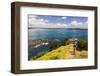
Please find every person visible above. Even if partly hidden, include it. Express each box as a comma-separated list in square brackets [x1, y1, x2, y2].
[73, 38, 77, 55]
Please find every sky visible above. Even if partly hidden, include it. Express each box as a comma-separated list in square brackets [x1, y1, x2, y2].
[28, 15, 88, 29]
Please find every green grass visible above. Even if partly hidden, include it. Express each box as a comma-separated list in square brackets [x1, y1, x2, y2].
[34, 44, 88, 60]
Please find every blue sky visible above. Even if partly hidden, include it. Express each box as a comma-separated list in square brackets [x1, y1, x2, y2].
[28, 15, 88, 29]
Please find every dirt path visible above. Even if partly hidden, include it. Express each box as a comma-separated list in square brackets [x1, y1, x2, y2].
[65, 44, 76, 59]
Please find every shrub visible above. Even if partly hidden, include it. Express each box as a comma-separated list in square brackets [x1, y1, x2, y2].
[77, 39, 88, 51]
[49, 41, 62, 51]
[60, 38, 73, 46]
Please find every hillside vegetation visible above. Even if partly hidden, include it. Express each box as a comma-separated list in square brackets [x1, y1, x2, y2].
[31, 38, 88, 60]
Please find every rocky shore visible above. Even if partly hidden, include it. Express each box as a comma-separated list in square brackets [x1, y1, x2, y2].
[28, 39, 48, 48]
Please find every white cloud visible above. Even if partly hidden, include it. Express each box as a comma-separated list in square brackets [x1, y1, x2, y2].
[71, 20, 83, 25]
[28, 15, 68, 28]
[28, 15, 87, 29]
[70, 20, 88, 29]
[29, 15, 49, 28]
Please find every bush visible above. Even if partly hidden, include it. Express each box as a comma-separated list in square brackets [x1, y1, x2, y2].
[49, 38, 74, 50]
[61, 38, 73, 45]
[61, 38, 69, 45]
[49, 41, 62, 51]
[77, 39, 88, 51]
[49, 38, 88, 52]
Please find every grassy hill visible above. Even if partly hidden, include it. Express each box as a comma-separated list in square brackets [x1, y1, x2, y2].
[31, 43, 88, 60]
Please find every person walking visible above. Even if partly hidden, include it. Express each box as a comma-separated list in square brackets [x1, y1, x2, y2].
[73, 38, 78, 55]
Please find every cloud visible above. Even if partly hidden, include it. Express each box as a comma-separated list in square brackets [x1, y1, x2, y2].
[28, 15, 87, 29]
[29, 15, 68, 28]
[29, 15, 49, 28]
[70, 20, 88, 29]
[71, 21, 83, 25]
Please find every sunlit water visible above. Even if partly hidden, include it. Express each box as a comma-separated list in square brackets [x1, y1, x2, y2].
[28, 28, 88, 60]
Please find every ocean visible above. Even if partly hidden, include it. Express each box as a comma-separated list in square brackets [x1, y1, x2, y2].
[28, 28, 88, 60]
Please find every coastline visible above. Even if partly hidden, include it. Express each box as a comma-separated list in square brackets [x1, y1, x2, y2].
[29, 38, 88, 60]
[28, 39, 48, 48]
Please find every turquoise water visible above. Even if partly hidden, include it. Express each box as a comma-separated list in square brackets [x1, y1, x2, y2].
[28, 28, 88, 60]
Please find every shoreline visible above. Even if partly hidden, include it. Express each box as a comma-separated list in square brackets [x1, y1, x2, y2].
[28, 39, 48, 47]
